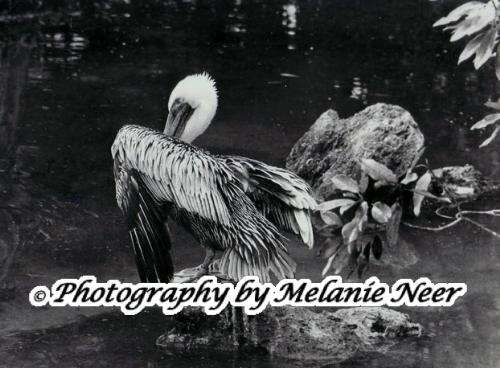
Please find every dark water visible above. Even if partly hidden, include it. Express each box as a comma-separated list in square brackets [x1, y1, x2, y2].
[1, 0, 500, 367]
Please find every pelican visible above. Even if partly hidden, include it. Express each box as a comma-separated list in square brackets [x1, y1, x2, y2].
[111, 73, 316, 283]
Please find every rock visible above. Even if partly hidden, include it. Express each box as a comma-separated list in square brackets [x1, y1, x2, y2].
[432, 165, 500, 201]
[156, 305, 421, 363]
[286, 104, 425, 200]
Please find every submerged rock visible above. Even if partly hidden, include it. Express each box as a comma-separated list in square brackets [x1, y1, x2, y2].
[156, 304, 421, 363]
[286, 103, 425, 200]
[432, 164, 500, 200]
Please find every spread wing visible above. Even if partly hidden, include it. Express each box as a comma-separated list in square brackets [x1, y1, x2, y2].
[114, 162, 174, 283]
[112, 125, 235, 226]
[224, 156, 317, 248]
[112, 126, 242, 282]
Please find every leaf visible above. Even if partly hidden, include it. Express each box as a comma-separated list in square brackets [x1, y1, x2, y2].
[485, 100, 500, 110]
[413, 172, 432, 216]
[371, 235, 383, 260]
[341, 202, 368, 244]
[412, 189, 452, 203]
[357, 241, 371, 278]
[409, 147, 425, 172]
[318, 236, 342, 259]
[479, 125, 500, 148]
[386, 203, 402, 248]
[357, 255, 369, 278]
[473, 27, 497, 69]
[333, 247, 351, 275]
[331, 175, 360, 193]
[359, 173, 370, 193]
[320, 211, 343, 227]
[400, 171, 419, 185]
[321, 244, 350, 277]
[360, 158, 397, 183]
[317, 198, 356, 212]
[458, 32, 485, 64]
[346, 244, 361, 274]
[357, 201, 368, 228]
[470, 113, 500, 130]
[341, 219, 359, 245]
[339, 200, 358, 215]
[371, 202, 393, 224]
[450, 10, 495, 43]
[433, 1, 484, 27]
[322, 254, 336, 277]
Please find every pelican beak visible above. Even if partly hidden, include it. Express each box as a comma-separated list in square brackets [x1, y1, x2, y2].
[165, 99, 194, 138]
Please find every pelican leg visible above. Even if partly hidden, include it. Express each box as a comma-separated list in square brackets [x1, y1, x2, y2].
[201, 247, 216, 270]
[173, 247, 218, 282]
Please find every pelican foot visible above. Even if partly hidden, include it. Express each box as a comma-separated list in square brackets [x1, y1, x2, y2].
[172, 260, 224, 283]
[172, 265, 208, 283]
[208, 259, 219, 273]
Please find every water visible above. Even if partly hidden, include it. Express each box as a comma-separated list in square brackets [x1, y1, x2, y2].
[1, 0, 499, 367]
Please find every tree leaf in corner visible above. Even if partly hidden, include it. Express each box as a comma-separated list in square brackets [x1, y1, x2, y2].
[473, 27, 496, 69]
[458, 32, 485, 64]
[485, 100, 500, 111]
[433, 1, 484, 27]
[479, 125, 500, 148]
[470, 113, 500, 130]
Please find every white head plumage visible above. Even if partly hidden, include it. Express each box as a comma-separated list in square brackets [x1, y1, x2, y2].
[167, 73, 218, 143]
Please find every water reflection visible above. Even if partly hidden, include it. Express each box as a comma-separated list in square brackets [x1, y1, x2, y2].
[282, 2, 297, 50]
[349, 76, 368, 104]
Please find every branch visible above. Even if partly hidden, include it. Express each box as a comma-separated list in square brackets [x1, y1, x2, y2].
[403, 208, 500, 239]
[402, 217, 462, 232]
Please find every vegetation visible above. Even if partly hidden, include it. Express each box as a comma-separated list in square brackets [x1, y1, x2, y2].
[434, 0, 500, 147]
[316, 154, 500, 278]
[316, 154, 450, 277]
[314, 0, 500, 279]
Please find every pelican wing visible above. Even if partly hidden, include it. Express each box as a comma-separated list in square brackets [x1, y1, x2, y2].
[112, 125, 234, 227]
[114, 162, 174, 283]
[224, 156, 317, 248]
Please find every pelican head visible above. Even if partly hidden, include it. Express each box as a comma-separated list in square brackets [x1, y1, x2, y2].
[165, 72, 218, 143]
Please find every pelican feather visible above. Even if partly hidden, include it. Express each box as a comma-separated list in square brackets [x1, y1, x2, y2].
[112, 74, 316, 283]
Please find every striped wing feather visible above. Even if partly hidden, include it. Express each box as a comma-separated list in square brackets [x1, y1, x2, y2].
[112, 125, 312, 282]
[113, 163, 173, 282]
[113, 125, 234, 226]
[224, 156, 316, 248]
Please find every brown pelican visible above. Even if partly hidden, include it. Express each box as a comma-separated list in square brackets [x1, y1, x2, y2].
[111, 73, 315, 283]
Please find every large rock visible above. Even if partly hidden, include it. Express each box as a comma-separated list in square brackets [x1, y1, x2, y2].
[156, 305, 421, 363]
[286, 104, 425, 199]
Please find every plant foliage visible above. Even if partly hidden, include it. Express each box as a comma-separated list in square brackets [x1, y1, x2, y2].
[316, 158, 450, 278]
[434, 0, 500, 147]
